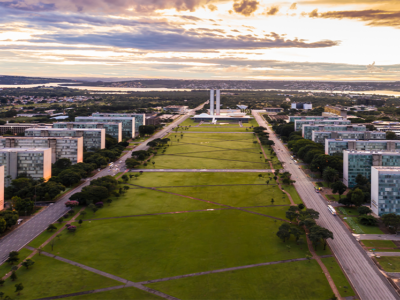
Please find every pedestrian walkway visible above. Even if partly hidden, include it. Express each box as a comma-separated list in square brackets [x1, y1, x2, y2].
[354, 234, 400, 241]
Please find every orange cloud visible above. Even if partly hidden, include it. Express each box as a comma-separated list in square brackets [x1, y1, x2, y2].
[233, 0, 259, 16]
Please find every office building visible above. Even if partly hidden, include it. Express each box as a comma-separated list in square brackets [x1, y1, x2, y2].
[324, 105, 348, 117]
[25, 128, 105, 150]
[162, 106, 188, 114]
[304, 124, 366, 140]
[325, 139, 400, 155]
[371, 166, 400, 216]
[264, 108, 284, 113]
[0, 148, 52, 184]
[53, 122, 122, 142]
[0, 165, 4, 210]
[296, 119, 352, 133]
[288, 115, 343, 123]
[92, 113, 145, 132]
[75, 116, 135, 138]
[312, 130, 385, 144]
[0, 123, 51, 135]
[291, 102, 312, 110]
[343, 150, 400, 188]
[0, 137, 83, 164]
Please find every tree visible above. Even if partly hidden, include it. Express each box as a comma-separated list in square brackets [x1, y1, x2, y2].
[276, 223, 291, 242]
[6, 251, 19, 265]
[13, 196, 34, 216]
[355, 174, 369, 186]
[21, 258, 35, 269]
[299, 218, 316, 229]
[53, 158, 72, 169]
[358, 206, 372, 215]
[58, 170, 81, 187]
[0, 218, 6, 234]
[298, 203, 305, 210]
[271, 198, 275, 205]
[351, 188, 365, 207]
[121, 174, 129, 182]
[290, 227, 303, 244]
[300, 208, 319, 220]
[286, 210, 299, 222]
[46, 224, 57, 232]
[381, 213, 400, 232]
[386, 131, 397, 140]
[78, 219, 83, 226]
[322, 167, 339, 187]
[331, 181, 347, 199]
[15, 283, 23, 295]
[65, 200, 79, 208]
[10, 271, 17, 281]
[358, 215, 378, 226]
[0, 280, 4, 287]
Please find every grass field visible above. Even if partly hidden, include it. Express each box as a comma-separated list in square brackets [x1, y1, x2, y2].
[344, 217, 383, 234]
[377, 257, 400, 272]
[64, 287, 161, 300]
[321, 257, 356, 297]
[362, 240, 397, 248]
[0, 254, 120, 300]
[145, 133, 269, 169]
[0, 248, 32, 278]
[327, 195, 341, 201]
[282, 185, 303, 204]
[338, 207, 360, 216]
[146, 260, 333, 300]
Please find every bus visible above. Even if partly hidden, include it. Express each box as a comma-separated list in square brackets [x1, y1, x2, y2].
[327, 205, 337, 216]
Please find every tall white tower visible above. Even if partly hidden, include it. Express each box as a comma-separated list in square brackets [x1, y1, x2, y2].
[216, 90, 221, 115]
[210, 89, 215, 115]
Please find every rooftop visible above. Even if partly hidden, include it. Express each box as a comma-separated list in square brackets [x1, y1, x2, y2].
[344, 150, 400, 155]
[372, 166, 400, 172]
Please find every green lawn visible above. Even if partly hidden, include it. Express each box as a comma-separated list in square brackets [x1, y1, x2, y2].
[282, 185, 303, 204]
[42, 210, 310, 282]
[0, 249, 32, 278]
[262, 145, 282, 169]
[327, 195, 341, 201]
[338, 207, 360, 216]
[0, 254, 120, 300]
[146, 260, 333, 300]
[187, 126, 251, 132]
[29, 229, 57, 249]
[377, 257, 400, 272]
[344, 217, 383, 234]
[64, 287, 161, 300]
[144, 133, 269, 169]
[316, 181, 330, 188]
[246, 206, 291, 220]
[362, 240, 397, 248]
[321, 257, 356, 297]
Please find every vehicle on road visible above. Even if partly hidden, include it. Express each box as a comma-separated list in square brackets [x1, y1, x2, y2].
[328, 205, 337, 216]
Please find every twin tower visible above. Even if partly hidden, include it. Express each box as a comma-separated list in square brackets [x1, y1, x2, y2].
[210, 89, 221, 115]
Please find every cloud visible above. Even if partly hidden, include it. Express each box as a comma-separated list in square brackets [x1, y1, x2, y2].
[0, 0, 217, 13]
[289, 3, 297, 10]
[233, 0, 259, 16]
[308, 8, 319, 17]
[315, 9, 400, 28]
[365, 61, 386, 73]
[208, 3, 217, 11]
[265, 6, 279, 15]
[29, 30, 340, 51]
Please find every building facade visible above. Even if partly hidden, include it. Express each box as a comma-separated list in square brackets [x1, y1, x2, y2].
[296, 119, 352, 134]
[53, 122, 122, 142]
[75, 116, 135, 138]
[312, 130, 386, 144]
[325, 139, 400, 155]
[324, 105, 348, 117]
[0, 123, 51, 135]
[291, 102, 312, 110]
[0, 137, 83, 164]
[25, 128, 105, 150]
[288, 115, 343, 123]
[92, 113, 145, 132]
[0, 148, 52, 184]
[0, 165, 4, 210]
[343, 150, 400, 188]
[371, 167, 400, 216]
[303, 124, 366, 140]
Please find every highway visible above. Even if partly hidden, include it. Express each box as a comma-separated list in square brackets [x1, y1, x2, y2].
[0, 104, 205, 264]
[253, 111, 399, 300]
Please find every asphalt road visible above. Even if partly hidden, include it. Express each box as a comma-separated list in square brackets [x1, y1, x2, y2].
[253, 111, 399, 300]
[0, 104, 204, 264]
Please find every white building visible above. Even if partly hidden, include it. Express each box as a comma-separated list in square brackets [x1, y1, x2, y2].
[371, 166, 400, 216]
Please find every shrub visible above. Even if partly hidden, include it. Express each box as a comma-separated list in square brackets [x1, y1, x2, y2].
[95, 202, 104, 208]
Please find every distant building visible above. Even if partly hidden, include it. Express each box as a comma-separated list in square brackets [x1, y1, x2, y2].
[25, 128, 105, 150]
[325, 139, 400, 155]
[371, 166, 400, 216]
[289, 115, 343, 124]
[0, 123, 51, 135]
[295, 119, 351, 133]
[0, 165, 4, 210]
[75, 116, 135, 138]
[264, 108, 283, 113]
[291, 102, 312, 110]
[237, 105, 248, 110]
[343, 150, 400, 187]
[53, 122, 122, 142]
[0, 148, 52, 185]
[324, 105, 348, 117]
[91, 113, 145, 133]
[313, 130, 385, 144]
[145, 115, 161, 126]
[0, 136, 83, 164]
[303, 124, 366, 141]
[356, 98, 385, 107]
[162, 106, 188, 114]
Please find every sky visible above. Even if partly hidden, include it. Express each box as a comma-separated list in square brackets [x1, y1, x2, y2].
[0, 0, 399, 81]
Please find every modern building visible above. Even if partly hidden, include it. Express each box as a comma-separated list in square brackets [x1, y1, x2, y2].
[0, 148, 52, 185]
[325, 139, 400, 155]
[291, 102, 312, 110]
[75, 116, 135, 138]
[288, 115, 343, 123]
[371, 166, 400, 216]
[0, 165, 4, 210]
[343, 150, 400, 188]
[145, 115, 161, 126]
[53, 122, 122, 142]
[162, 106, 188, 114]
[0, 137, 83, 164]
[296, 119, 352, 133]
[313, 130, 385, 144]
[303, 124, 366, 140]
[0, 123, 51, 135]
[264, 108, 283, 113]
[92, 113, 145, 132]
[324, 105, 348, 117]
[25, 128, 105, 150]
